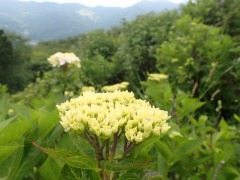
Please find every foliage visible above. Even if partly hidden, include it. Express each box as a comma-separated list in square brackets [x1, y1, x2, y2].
[0, 91, 63, 179]
[116, 11, 179, 86]
[76, 30, 122, 86]
[0, 30, 14, 91]
[155, 15, 239, 118]
[181, 0, 240, 37]
[141, 75, 240, 179]
[0, 30, 33, 93]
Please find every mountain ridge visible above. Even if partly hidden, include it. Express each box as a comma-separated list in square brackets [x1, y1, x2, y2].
[0, 0, 179, 42]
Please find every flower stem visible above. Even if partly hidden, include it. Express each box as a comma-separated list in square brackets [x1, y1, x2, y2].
[84, 130, 105, 179]
[106, 139, 110, 160]
[124, 136, 128, 152]
[84, 130, 98, 149]
[110, 131, 119, 162]
[122, 142, 135, 160]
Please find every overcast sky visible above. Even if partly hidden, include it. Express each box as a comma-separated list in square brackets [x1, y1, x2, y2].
[19, 0, 188, 8]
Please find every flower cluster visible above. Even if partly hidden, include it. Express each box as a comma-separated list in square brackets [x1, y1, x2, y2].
[81, 86, 95, 92]
[57, 91, 170, 143]
[101, 82, 129, 92]
[148, 73, 168, 81]
[47, 52, 81, 68]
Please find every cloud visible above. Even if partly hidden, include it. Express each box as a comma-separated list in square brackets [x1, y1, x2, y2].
[19, 0, 188, 7]
[77, 9, 99, 22]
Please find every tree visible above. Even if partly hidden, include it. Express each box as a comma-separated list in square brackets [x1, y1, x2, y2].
[116, 11, 179, 86]
[0, 30, 33, 93]
[0, 30, 14, 88]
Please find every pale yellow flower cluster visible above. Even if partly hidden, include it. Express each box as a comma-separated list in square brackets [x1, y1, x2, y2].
[57, 91, 170, 143]
[124, 101, 170, 143]
[101, 82, 129, 92]
[148, 73, 169, 81]
[81, 86, 95, 92]
[64, 91, 74, 97]
[47, 52, 81, 68]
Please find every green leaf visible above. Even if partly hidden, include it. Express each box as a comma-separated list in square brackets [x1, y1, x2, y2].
[102, 158, 151, 172]
[118, 173, 139, 180]
[154, 141, 172, 163]
[0, 120, 32, 145]
[172, 139, 203, 163]
[178, 98, 205, 119]
[0, 145, 23, 163]
[14, 146, 45, 179]
[223, 166, 240, 177]
[0, 115, 18, 131]
[61, 165, 99, 180]
[61, 165, 82, 180]
[0, 96, 8, 121]
[65, 156, 98, 170]
[37, 110, 59, 138]
[234, 114, 240, 123]
[11, 103, 38, 121]
[144, 175, 165, 180]
[130, 138, 160, 158]
[69, 134, 95, 158]
[155, 151, 169, 176]
[0, 143, 24, 179]
[32, 141, 98, 171]
[38, 157, 63, 180]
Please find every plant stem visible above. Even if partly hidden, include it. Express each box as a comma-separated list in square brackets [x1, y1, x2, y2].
[110, 131, 119, 162]
[93, 134, 104, 162]
[122, 142, 135, 160]
[124, 136, 128, 152]
[84, 130, 105, 179]
[84, 130, 98, 149]
[106, 139, 110, 160]
[213, 160, 225, 180]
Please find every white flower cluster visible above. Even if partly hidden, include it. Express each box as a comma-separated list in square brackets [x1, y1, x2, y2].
[148, 73, 168, 81]
[47, 52, 81, 68]
[101, 82, 129, 92]
[57, 91, 170, 143]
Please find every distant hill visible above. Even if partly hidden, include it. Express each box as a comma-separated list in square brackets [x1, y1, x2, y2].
[0, 0, 179, 42]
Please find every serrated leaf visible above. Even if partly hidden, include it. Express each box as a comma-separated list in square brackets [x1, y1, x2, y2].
[32, 141, 98, 171]
[103, 159, 151, 172]
[69, 134, 95, 158]
[61, 165, 99, 180]
[61, 165, 82, 180]
[118, 173, 139, 180]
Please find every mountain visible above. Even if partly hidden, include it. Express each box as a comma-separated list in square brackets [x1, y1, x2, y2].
[0, 0, 179, 42]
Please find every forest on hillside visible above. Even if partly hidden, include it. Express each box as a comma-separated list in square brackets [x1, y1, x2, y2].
[0, 0, 240, 179]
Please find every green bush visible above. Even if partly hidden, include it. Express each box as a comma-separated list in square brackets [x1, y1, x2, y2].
[155, 15, 239, 117]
